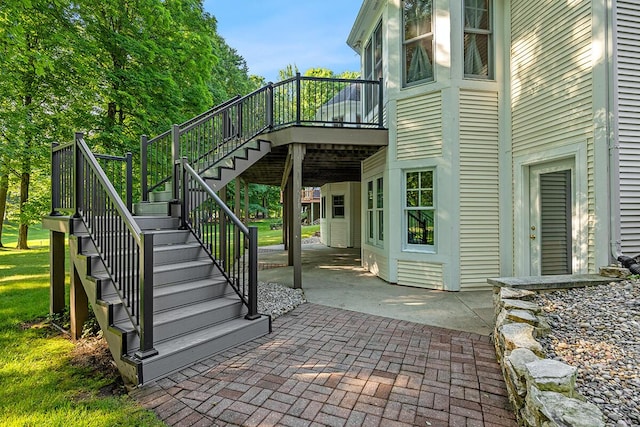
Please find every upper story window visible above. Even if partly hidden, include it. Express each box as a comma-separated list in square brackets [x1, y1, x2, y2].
[464, 0, 493, 79]
[365, 22, 383, 114]
[403, 0, 434, 86]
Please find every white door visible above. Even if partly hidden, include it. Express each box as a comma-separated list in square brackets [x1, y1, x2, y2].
[529, 159, 574, 275]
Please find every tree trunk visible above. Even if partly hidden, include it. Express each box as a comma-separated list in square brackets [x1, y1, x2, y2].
[0, 165, 8, 248]
[17, 171, 30, 249]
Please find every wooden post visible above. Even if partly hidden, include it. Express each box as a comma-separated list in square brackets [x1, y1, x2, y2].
[282, 183, 288, 249]
[234, 177, 241, 219]
[70, 264, 89, 340]
[49, 230, 66, 315]
[292, 144, 304, 289]
[244, 180, 249, 222]
[287, 179, 293, 266]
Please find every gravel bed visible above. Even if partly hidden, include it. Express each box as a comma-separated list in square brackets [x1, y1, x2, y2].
[257, 282, 306, 319]
[534, 280, 640, 426]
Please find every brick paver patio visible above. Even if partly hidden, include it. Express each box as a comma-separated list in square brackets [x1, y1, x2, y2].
[131, 303, 517, 426]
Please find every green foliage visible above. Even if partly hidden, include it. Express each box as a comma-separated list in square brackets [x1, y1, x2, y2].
[0, 226, 164, 426]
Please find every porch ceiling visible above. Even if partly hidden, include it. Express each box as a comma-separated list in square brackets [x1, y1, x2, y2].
[240, 126, 388, 187]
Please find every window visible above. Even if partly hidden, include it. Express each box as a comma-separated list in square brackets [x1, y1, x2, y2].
[405, 171, 435, 248]
[364, 22, 383, 114]
[403, 0, 434, 86]
[321, 196, 326, 218]
[332, 195, 345, 218]
[464, 0, 492, 79]
[366, 177, 384, 246]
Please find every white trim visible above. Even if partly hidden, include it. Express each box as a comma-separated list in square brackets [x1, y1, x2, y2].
[513, 142, 588, 276]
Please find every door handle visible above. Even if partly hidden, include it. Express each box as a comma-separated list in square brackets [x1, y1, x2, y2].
[530, 234, 536, 240]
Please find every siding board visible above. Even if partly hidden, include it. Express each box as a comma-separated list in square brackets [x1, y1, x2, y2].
[459, 90, 500, 289]
[396, 93, 442, 160]
[617, 1, 640, 254]
[397, 261, 443, 289]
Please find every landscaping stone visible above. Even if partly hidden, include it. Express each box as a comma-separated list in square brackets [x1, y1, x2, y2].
[524, 386, 605, 427]
[599, 265, 630, 278]
[524, 359, 577, 396]
[506, 309, 539, 326]
[501, 298, 542, 313]
[500, 287, 536, 300]
[499, 322, 544, 356]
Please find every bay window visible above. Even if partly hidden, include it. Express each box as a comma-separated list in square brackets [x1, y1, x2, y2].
[365, 22, 383, 114]
[403, 0, 434, 86]
[405, 170, 435, 249]
[464, 0, 493, 79]
[366, 176, 384, 247]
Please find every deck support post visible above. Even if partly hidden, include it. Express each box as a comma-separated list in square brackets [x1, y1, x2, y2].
[49, 230, 66, 315]
[291, 144, 304, 289]
[70, 264, 89, 340]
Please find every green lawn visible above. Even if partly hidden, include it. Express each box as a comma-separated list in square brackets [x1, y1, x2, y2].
[0, 222, 164, 427]
[0, 218, 316, 425]
[248, 218, 320, 246]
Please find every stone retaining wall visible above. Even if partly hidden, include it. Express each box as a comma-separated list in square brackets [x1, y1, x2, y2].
[493, 287, 606, 426]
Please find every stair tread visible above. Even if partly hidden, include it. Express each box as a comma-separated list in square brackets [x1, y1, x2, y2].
[155, 277, 229, 296]
[153, 242, 203, 252]
[154, 259, 218, 273]
[154, 296, 241, 324]
[150, 317, 265, 357]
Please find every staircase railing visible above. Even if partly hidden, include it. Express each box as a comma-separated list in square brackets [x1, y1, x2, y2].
[95, 152, 133, 212]
[140, 96, 242, 200]
[179, 158, 260, 320]
[141, 75, 384, 201]
[51, 133, 158, 359]
[52, 146, 134, 215]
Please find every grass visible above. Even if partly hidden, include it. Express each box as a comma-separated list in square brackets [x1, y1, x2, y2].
[0, 222, 164, 427]
[248, 218, 320, 246]
[0, 218, 316, 425]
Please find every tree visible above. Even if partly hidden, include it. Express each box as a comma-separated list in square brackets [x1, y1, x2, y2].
[0, 0, 83, 249]
[248, 184, 281, 218]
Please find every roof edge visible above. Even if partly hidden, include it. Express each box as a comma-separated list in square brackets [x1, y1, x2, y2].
[347, 0, 382, 53]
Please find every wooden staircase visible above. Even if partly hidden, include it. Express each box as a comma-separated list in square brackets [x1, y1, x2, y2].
[47, 76, 386, 386]
[67, 213, 270, 385]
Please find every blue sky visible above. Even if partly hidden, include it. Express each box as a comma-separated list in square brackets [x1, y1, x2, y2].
[203, 1, 363, 82]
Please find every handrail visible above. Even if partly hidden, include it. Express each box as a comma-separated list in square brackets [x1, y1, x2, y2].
[95, 152, 133, 212]
[51, 144, 133, 215]
[141, 96, 242, 199]
[59, 133, 157, 359]
[179, 158, 259, 319]
[142, 75, 384, 202]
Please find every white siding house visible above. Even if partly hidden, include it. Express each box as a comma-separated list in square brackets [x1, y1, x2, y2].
[334, 0, 640, 290]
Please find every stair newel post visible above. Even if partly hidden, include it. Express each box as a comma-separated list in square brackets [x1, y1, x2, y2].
[237, 101, 243, 145]
[179, 157, 189, 230]
[73, 132, 84, 218]
[245, 226, 260, 320]
[140, 135, 148, 202]
[266, 82, 274, 129]
[136, 232, 158, 359]
[50, 142, 61, 216]
[295, 72, 302, 125]
[171, 124, 180, 200]
[125, 152, 133, 212]
[378, 77, 384, 129]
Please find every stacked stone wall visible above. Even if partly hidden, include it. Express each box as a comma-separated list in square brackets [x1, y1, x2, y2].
[493, 287, 605, 426]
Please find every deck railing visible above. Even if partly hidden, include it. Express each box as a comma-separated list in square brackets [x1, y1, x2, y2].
[179, 158, 259, 319]
[141, 75, 384, 201]
[51, 133, 157, 359]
